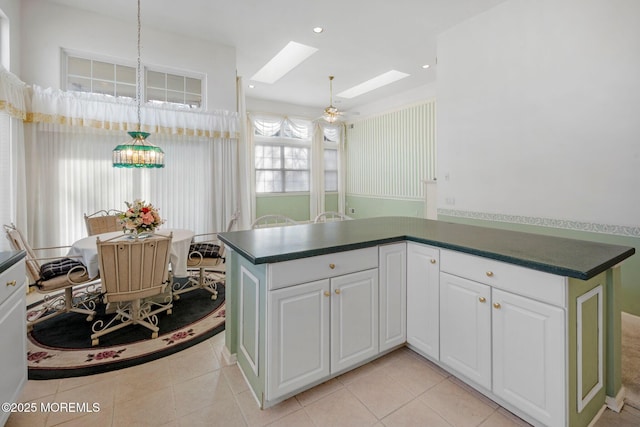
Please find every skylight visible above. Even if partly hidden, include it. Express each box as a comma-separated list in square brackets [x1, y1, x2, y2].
[337, 70, 410, 99]
[251, 41, 318, 84]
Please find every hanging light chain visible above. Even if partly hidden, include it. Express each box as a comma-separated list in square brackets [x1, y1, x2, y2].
[136, 0, 142, 130]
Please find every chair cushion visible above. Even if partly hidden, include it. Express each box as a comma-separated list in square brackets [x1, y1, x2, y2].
[189, 243, 221, 258]
[38, 258, 85, 283]
[37, 270, 90, 292]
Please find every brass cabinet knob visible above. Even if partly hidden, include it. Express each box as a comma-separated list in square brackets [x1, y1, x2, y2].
[479, 297, 486, 303]
[6, 280, 16, 287]
[493, 302, 501, 309]
[335, 289, 341, 294]
[430, 259, 436, 264]
[486, 271, 494, 277]
[324, 291, 330, 297]
[329, 263, 336, 269]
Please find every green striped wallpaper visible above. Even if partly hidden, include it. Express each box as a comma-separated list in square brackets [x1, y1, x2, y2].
[346, 101, 436, 203]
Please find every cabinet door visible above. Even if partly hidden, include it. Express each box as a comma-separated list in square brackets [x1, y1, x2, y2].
[379, 243, 406, 352]
[0, 280, 27, 427]
[440, 272, 491, 389]
[267, 279, 331, 400]
[406, 242, 440, 359]
[492, 289, 565, 427]
[331, 269, 379, 374]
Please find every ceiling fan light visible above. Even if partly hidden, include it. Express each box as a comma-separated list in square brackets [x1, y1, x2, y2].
[321, 75, 342, 123]
[323, 113, 338, 123]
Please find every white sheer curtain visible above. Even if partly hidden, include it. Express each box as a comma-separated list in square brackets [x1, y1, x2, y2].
[24, 86, 239, 248]
[310, 121, 325, 219]
[29, 85, 238, 138]
[250, 114, 312, 139]
[336, 124, 347, 214]
[236, 77, 253, 230]
[0, 65, 28, 250]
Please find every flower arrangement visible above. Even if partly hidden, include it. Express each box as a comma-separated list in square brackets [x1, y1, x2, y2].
[118, 199, 164, 235]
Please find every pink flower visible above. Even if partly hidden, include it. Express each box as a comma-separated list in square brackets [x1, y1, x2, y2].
[141, 211, 155, 225]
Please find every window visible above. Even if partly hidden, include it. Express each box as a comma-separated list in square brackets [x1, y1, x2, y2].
[324, 148, 338, 192]
[65, 55, 137, 98]
[255, 145, 310, 193]
[254, 119, 311, 193]
[63, 51, 203, 108]
[146, 70, 202, 108]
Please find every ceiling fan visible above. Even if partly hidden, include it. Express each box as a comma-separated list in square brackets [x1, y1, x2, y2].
[323, 75, 343, 123]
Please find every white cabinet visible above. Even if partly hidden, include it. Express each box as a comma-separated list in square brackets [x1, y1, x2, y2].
[0, 258, 27, 427]
[267, 268, 378, 400]
[492, 288, 565, 427]
[406, 242, 440, 359]
[267, 279, 330, 399]
[439, 272, 492, 389]
[379, 243, 406, 352]
[331, 269, 379, 373]
[439, 250, 566, 427]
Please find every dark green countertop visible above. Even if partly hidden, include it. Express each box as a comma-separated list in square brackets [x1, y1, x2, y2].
[0, 250, 26, 274]
[219, 217, 635, 280]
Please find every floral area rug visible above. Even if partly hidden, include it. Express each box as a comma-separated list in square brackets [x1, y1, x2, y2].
[27, 283, 225, 380]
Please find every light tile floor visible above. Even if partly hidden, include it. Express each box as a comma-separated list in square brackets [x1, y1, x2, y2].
[7, 333, 640, 427]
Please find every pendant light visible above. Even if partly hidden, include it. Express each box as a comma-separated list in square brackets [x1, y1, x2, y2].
[112, 0, 164, 168]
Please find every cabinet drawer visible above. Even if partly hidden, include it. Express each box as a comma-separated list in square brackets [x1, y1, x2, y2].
[440, 249, 566, 307]
[0, 260, 26, 305]
[268, 247, 378, 290]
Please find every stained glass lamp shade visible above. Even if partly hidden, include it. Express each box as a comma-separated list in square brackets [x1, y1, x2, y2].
[112, 131, 164, 168]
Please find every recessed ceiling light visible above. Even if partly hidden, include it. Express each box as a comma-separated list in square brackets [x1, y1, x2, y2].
[251, 41, 318, 84]
[313, 27, 324, 34]
[248, 84, 255, 89]
[337, 70, 410, 99]
[422, 64, 430, 69]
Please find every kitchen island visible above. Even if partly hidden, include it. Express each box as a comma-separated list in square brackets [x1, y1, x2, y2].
[219, 217, 635, 427]
[0, 250, 27, 427]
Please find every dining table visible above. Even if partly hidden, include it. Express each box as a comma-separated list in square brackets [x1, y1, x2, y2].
[67, 228, 195, 279]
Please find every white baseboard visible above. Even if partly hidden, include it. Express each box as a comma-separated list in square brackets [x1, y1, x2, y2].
[221, 345, 237, 365]
[606, 386, 626, 413]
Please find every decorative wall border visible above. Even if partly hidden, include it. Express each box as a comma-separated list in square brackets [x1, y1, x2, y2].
[437, 209, 640, 238]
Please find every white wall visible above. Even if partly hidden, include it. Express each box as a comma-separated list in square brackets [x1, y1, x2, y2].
[20, 0, 236, 112]
[246, 97, 319, 119]
[0, 0, 20, 74]
[437, 0, 640, 227]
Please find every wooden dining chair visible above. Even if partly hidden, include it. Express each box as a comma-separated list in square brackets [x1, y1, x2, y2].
[173, 212, 239, 300]
[3, 223, 100, 331]
[90, 233, 173, 346]
[84, 209, 123, 236]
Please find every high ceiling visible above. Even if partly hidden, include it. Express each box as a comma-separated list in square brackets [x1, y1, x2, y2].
[45, 0, 507, 112]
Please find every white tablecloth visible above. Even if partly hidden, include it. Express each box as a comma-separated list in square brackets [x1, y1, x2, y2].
[67, 228, 195, 278]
